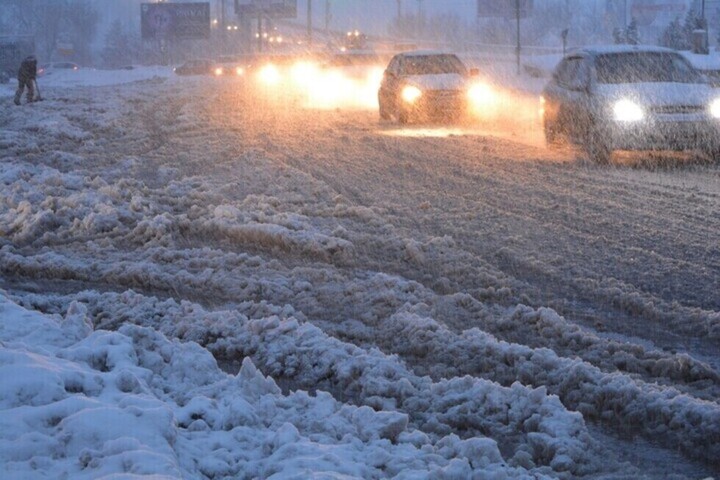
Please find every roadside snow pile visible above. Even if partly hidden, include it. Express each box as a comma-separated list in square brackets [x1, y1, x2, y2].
[0, 291, 563, 479]
[38, 66, 173, 88]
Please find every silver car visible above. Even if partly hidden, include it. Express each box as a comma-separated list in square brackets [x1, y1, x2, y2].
[542, 45, 720, 163]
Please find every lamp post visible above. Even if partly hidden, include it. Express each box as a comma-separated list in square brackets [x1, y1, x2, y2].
[307, 0, 312, 46]
[325, 0, 332, 36]
[515, 0, 521, 75]
[416, 0, 423, 39]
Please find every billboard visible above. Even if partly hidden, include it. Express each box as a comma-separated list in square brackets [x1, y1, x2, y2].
[141, 3, 211, 40]
[478, 0, 533, 19]
[235, 0, 297, 19]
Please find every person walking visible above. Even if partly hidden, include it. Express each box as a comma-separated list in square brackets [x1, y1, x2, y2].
[14, 55, 38, 105]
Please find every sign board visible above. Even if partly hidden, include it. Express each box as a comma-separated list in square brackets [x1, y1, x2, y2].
[141, 3, 211, 40]
[235, 0, 297, 19]
[477, 0, 533, 19]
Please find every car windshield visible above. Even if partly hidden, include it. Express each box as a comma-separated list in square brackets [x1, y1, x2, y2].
[595, 52, 700, 84]
[402, 55, 466, 75]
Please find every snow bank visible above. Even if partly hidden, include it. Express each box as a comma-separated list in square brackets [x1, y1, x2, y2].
[1, 292, 554, 479]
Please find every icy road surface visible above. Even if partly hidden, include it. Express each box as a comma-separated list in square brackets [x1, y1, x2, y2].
[0, 69, 719, 479]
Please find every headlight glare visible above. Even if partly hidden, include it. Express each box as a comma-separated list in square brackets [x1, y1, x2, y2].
[402, 85, 422, 104]
[468, 83, 495, 106]
[710, 98, 720, 118]
[258, 64, 281, 85]
[613, 99, 644, 122]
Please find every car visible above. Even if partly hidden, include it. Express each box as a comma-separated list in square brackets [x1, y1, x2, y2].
[541, 45, 720, 163]
[38, 62, 80, 76]
[173, 59, 223, 76]
[378, 51, 484, 124]
[216, 55, 249, 77]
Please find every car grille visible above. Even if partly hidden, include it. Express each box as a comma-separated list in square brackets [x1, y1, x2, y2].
[425, 90, 463, 101]
[650, 105, 704, 114]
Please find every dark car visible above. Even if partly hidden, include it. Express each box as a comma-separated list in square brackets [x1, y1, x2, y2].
[542, 45, 720, 163]
[38, 62, 80, 76]
[216, 55, 248, 77]
[173, 59, 222, 76]
[378, 51, 481, 124]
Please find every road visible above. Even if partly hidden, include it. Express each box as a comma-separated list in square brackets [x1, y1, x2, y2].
[1, 74, 719, 478]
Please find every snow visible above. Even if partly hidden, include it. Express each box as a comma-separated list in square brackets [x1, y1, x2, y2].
[1, 65, 719, 479]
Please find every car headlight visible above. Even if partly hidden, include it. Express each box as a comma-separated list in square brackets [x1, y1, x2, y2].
[402, 85, 422, 104]
[236, 67, 245, 76]
[214, 67, 224, 76]
[468, 83, 495, 106]
[710, 98, 720, 118]
[258, 64, 281, 85]
[613, 99, 644, 122]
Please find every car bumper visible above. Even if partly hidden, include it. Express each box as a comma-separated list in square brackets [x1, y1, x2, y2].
[609, 118, 720, 151]
[406, 94, 467, 119]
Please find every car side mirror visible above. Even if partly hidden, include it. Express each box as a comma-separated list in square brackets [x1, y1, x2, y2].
[384, 70, 395, 79]
[469, 68, 480, 77]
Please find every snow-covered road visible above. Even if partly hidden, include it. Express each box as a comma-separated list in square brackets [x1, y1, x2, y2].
[1, 69, 719, 479]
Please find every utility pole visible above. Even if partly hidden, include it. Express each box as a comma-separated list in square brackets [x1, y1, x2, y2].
[416, 0, 423, 39]
[325, 0, 331, 36]
[307, 0, 313, 46]
[516, 0, 521, 75]
[257, 11, 263, 52]
[220, 0, 226, 35]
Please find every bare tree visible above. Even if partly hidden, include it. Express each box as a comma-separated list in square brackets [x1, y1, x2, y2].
[2, 0, 99, 63]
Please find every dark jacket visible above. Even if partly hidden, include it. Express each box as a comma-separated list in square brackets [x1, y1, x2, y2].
[18, 56, 37, 82]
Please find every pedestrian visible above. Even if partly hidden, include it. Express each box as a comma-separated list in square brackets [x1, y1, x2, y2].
[14, 55, 37, 106]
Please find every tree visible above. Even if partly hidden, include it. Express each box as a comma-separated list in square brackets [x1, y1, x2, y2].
[682, 8, 701, 41]
[2, 0, 99, 63]
[102, 20, 135, 68]
[626, 18, 640, 45]
[612, 18, 640, 45]
[64, 0, 100, 65]
[660, 17, 689, 50]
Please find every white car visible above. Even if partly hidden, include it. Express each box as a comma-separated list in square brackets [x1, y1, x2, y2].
[542, 45, 720, 163]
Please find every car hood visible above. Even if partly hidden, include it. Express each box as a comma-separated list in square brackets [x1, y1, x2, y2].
[405, 73, 467, 91]
[595, 82, 716, 107]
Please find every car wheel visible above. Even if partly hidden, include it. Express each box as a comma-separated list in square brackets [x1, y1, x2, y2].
[584, 125, 612, 165]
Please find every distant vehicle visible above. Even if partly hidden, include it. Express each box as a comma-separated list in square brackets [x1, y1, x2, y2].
[173, 59, 223, 76]
[542, 45, 720, 163]
[325, 50, 381, 68]
[216, 55, 248, 77]
[378, 51, 486, 124]
[38, 62, 80, 76]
